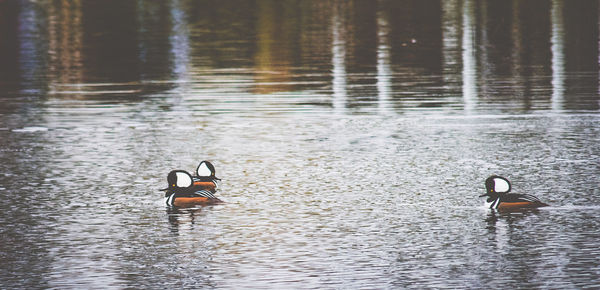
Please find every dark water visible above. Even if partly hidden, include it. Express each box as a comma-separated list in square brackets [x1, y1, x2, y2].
[1, 0, 600, 288]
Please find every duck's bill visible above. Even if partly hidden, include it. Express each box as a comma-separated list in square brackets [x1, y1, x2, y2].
[479, 193, 489, 197]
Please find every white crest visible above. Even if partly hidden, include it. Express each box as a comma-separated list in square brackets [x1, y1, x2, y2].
[196, 162, 212, 177]
[175, 171, 193, 187]
[493, 178, 510, 193]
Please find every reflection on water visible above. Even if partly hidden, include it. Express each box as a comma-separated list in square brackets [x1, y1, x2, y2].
[1, 0, 600, 288]
[551, 0, 565, 111]
[376, 1, 392, 115]
[2, 0, 599, 112]
[461, 0, 476, 113]
[331, 1, 347, 113]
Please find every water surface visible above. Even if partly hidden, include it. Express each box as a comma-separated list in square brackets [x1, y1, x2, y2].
[1, 0, 600, 288]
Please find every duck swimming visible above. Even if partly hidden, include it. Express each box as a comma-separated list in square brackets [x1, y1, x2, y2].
[162, 161, 222, 207]
[192, 160, 220, 191]
[480, 175, 548, 210]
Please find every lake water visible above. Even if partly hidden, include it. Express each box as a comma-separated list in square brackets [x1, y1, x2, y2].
[1, 0, 600, 288]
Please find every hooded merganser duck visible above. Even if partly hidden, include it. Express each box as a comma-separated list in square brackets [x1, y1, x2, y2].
[162, 169, 222, 207]
[480, 175, 548, 210]
[192, 160, 221, 191]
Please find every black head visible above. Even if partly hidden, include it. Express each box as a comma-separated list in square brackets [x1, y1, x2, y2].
[480, 175, 511, 201]
[195, 160, 220, 181]
[164, 170, 194, 195]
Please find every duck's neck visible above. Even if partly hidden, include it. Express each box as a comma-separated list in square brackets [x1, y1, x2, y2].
[485, 192, 501, 209]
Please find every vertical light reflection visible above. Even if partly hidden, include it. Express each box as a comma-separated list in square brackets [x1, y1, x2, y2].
[551, 0, 565, 112]
[19, 1, 46, 91]
[376, 1, 392, 115]
[331, 2, 347, 113]
[511, 0, 524, 101]
[477, 1, 492, 103]
[462, 0, 476, 113]
[254, 2, 295, 94]
[47, 0, 84, 94]
[442, 0, 461, 108]
[170, 0, 191, 91]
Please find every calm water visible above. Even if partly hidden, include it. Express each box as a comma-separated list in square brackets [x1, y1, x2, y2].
[1, 0, 600, 288]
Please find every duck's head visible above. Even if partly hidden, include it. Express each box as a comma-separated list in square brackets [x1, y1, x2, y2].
[163, 170, 194, 196]
[195, 160, 220, 181]
[480, 175, 511, 202]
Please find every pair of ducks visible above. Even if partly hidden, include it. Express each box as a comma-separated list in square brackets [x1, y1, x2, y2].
[162, 162, 549, 210]
[162, 161, 222, 207]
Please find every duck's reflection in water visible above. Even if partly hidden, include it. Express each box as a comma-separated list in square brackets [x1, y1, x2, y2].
[166, 207, 206, 235]
[164, 207, 218, 288]
[484, 209, 543, 254]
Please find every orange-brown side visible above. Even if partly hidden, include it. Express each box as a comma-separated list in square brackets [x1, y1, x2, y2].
[498, 201, 545, 210]
[193, 181, 216, 191]
[173, 197, 221, 207]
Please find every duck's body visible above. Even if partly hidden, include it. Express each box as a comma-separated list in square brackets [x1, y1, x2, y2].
[191, 161, 220, 191]
[162, 161, 222, 207]
[192, 180, 217, 191]
[164, 191, 222, 207]
[481, 176, 548, 210]
[484, 193, 548, 210]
